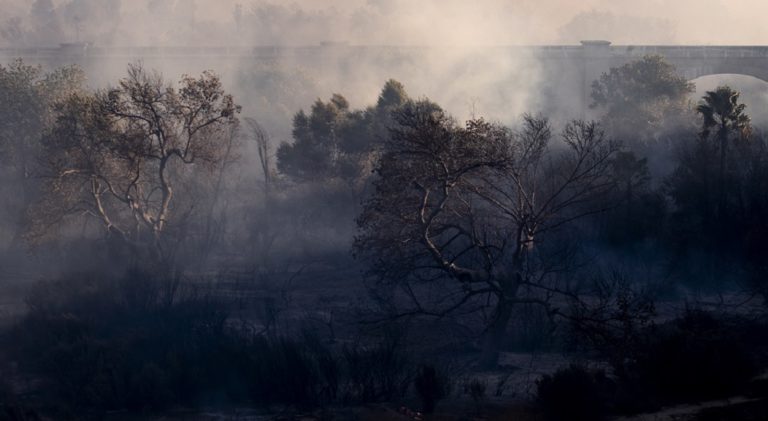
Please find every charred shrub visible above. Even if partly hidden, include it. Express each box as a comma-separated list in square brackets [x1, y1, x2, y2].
[465, 378, 487, 414]
[536, 364, 613, 421]
[239, 330, 411, 407]
[413, 364, 448, 414]
[625, 309, 757, 404]
[341, 336, 411, 403]
[568, 301, 760, 413]
[566, 273, 656, 375]
[237, 336, 328, 408]
[10, 271, 230, 413]
[0, 377, 40, 421]
[9, 271, 415, 415]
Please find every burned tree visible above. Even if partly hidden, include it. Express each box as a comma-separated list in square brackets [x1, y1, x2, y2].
[30, 64, 240, 261]
[355, 101, 617, 367]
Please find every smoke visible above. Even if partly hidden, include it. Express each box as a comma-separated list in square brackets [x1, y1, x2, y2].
[3, 0, 768, 48]
[3, 1, 768, 130]
[3, 1, 768, 146]
[557, 11, 677, 45]
[4, 0, 767, 150]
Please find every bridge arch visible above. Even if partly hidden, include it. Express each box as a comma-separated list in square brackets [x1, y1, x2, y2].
[675, 62, 768, 85]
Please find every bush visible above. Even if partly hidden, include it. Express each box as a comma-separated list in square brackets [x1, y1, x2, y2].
[11, 271, 230, 413]
[569, 288, 760, 413]
[8, 271, 414, 415]
[625, 309, 757, 404]
[0, 377, 40, 421]
[340, 336, 411, 403]
[238, 331, 412, 407]
[414, 364, 448, 414]
[466, 378, 487, 414]
[536, 365, 612, 421]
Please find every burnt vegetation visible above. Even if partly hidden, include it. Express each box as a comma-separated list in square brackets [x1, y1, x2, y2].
[2, 53, 768, 420]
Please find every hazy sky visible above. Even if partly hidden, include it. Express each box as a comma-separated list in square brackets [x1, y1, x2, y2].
[3, 0, 768, 47]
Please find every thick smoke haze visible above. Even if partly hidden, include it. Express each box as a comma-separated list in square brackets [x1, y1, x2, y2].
[5, 2, 768, 419]
[3, 0, 768, 47]
[5, 0, 768, 156]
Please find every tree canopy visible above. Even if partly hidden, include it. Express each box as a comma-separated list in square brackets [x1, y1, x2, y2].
[591, 55, 695, 142]
[0, 59, 84, 248]
[355, 101, 618, 367]
[277, 79, 409, 185]
[29, 64, 240, 258]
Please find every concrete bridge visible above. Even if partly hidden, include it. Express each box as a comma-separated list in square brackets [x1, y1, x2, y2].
[541, 40, 768, 113]
[569, 41, 768, 81]
[2, 40, 768, 115]
[5, 40, 768, 78]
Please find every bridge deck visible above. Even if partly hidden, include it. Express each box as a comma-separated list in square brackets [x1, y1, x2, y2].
[3, 44, 768, 59]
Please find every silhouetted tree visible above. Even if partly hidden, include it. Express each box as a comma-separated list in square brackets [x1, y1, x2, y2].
[740, 134, 768, 302]
[665, 87, 759, 285]
[601, 151, 665, 245]
[277, 79, 409, 187]
[696, 85, 751, 218]
[356, 102, 617, 367]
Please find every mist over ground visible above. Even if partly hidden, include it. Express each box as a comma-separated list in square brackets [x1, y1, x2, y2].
[4, 1, 768, 420]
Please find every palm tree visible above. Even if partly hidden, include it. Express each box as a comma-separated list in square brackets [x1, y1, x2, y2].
[696, 86, 751, 218]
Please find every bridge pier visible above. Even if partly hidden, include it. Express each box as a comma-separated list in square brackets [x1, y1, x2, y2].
[579, 40, 613, 118]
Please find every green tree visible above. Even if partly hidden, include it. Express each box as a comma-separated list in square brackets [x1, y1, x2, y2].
[591, 55, 695, 144]
[276, 79, 409, 186]
[376, 79, 409, 110]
